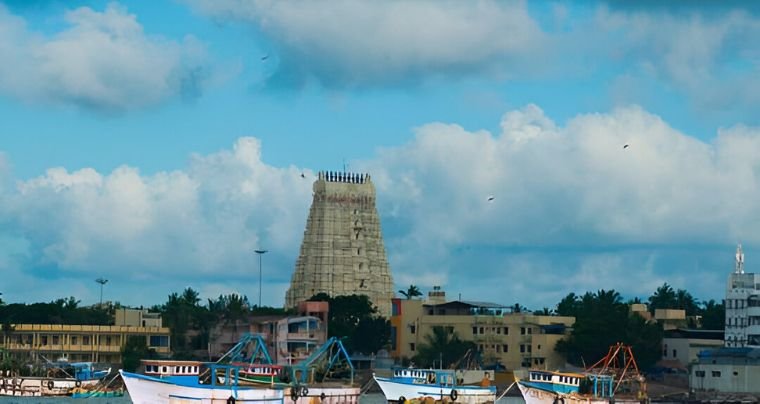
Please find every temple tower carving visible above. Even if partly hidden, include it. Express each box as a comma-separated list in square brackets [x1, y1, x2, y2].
[286, 171, 394, 316]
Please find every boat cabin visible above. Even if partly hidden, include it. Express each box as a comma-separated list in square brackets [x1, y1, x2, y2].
[391, 368, 457, 386]
[526, 370, 583, 395]
[142, 360, 202, 378]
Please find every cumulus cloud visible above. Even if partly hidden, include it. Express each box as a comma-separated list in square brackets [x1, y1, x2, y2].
[0, 138, 312, 305]
[183, 0, 545, 87]
[361, 104, 760, 306]
[2, 105, 760, 308]
[0, 3, 210, 110]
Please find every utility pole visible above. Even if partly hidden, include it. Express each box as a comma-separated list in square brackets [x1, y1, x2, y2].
[95, 278, 108, 307]
[254, 250, 268, 308]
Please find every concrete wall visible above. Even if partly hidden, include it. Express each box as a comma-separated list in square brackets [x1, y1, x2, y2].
[690, 363, 760, 393]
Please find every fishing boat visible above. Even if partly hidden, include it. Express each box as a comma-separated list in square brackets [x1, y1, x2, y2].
[515, 343, 648, 404]
[0, 362, 110, 397]
[373, 368, 497, 403]
[120, 363, 285, 403]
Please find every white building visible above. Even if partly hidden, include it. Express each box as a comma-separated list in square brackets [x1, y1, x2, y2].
[725, 244, 760, 347]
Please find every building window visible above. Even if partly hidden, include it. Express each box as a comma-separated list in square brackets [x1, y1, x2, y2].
[479, 327, 484, 334]
[521, 327, 526, 335]
[106, 336, 112, 345]
[528, 327, 532, 335]
[695, 370, 705, 377]
[496, 345, 501, 353]
[712, 371, 721, 377]
[83, 336, 90, 345]
[520, 344, 525, 353]
[52, 335, 59, 345]
[663, 344, 667, 357]
[503, 344, 508, 352]
[149, 335, 169, 347]
[733, 371, 739, 376]
[410, 325, 416, 334]
[504, 327, 509, 335]
[497, 327, 501, 334]
[409, 343, 415, 352]
[672, 349, 677, 358]
[41, 336, 48, 345]
[537, 344, 541, 350]
[473, 327, 478, 335]
[71, 336, 78, 345]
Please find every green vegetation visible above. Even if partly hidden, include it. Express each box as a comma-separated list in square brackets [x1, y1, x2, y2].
[413, 326, 476, 368]
[554, 284, 726, 370]
[555, 290, 663, 370]
[308, 293, 390, 355]
[0, 297, 111, 325]
[121, 335, 157, 372]
[398, 285, 423, 299]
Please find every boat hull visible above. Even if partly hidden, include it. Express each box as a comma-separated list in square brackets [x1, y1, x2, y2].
[516, 380, 643, 404]
[374, 375, 496, 404]
[0, 376, 100, 397]
[121, 370, 285, 404]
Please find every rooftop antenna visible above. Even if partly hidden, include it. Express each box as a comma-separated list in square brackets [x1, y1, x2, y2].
[736, 243, 745, 274]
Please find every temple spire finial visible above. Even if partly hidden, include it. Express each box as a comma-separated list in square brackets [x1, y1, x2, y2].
[736, 243, 745, 274]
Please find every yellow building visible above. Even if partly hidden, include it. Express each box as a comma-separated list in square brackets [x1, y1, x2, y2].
[0, 309, 170, 364]
[390, 292, 574, 371]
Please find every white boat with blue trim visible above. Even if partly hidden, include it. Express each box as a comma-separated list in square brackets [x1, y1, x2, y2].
[373, 368, 496, 403]
[515, 343, 648, 404]
[120, 363, 284, 404]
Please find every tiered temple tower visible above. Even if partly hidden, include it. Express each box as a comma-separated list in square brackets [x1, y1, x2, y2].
[285, 171, 394, 316]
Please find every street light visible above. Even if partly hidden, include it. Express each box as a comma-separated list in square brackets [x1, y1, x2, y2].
[254, 250, 268, 308]
[95, 278, 108, 307]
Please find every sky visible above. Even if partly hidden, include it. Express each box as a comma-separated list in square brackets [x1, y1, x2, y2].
[2, 0, 760, 311]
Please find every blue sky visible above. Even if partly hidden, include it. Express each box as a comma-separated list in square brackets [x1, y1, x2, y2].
[2, 0, 760, 310]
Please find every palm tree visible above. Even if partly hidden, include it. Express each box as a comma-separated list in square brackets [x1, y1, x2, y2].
[414, 326, 475, 368]
[675, 289, 699, 316]
[648, 283, 677, 313]
[398, 285, 423, 300]
[534, 307, 554, 316]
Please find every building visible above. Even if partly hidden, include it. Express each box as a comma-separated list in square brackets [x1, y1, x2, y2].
[390, 289, 574, 370]
[286, 171, 394, 316]
[0, 309, 170, 364]
[688, 245, 760, 396]
[725, 244, 760, 347]
[661, 328, 723, 369]
[205, 301, 329, 365]
[114, 307, 163, 328]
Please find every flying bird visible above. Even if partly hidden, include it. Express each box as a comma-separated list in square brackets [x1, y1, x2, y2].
[300, 173, 306, 178]
[487, 196, 495, 202]
[261, 54, 269, 61]
[623, 144, 630, 149]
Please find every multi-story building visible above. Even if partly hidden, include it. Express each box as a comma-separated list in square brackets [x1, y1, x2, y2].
[725, 244, 760, 347]
[689, 245, 760, 397]
[0, 308, 170, 364]
[206, 301, 329, 364]
[390, 289, 574, 370]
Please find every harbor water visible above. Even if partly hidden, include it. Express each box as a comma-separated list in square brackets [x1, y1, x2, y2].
[0, 393, 526, 404]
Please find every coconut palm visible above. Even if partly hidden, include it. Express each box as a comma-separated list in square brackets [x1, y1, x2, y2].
[398, 285, 422, 300]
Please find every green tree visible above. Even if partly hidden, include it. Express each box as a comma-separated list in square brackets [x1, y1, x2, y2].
[121, 336, 157, 372]
[699, 299, 725, 330]
[534, 307, 554, 316]
[308, 293, 390, 354]
[413, 326, 476, 368]
[555, 289, 663, 370]
[398, 285, 423, 300]
[648, 283, 677, 313]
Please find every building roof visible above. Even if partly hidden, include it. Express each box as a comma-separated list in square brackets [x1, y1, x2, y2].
[425, 300, 509, 309]
[664, 328, 725, 340]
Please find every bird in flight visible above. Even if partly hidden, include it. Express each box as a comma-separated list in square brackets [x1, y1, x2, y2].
[300, 173, 306, 178]
[261, 54, 269, 61]
[487, 196, 495, 202]
[623, 144, 630, 149]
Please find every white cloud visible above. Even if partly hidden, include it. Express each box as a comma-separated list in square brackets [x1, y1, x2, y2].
[0, 3, 210, 110]
[3, 105, 760, 308]
[184, 0, 545, 87]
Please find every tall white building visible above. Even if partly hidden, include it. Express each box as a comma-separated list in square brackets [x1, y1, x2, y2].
[725, 244, 760, 347]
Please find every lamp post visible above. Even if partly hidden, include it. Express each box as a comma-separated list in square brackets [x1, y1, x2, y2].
[254, 250, 268, 308]
[95, 278, 108, 307]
